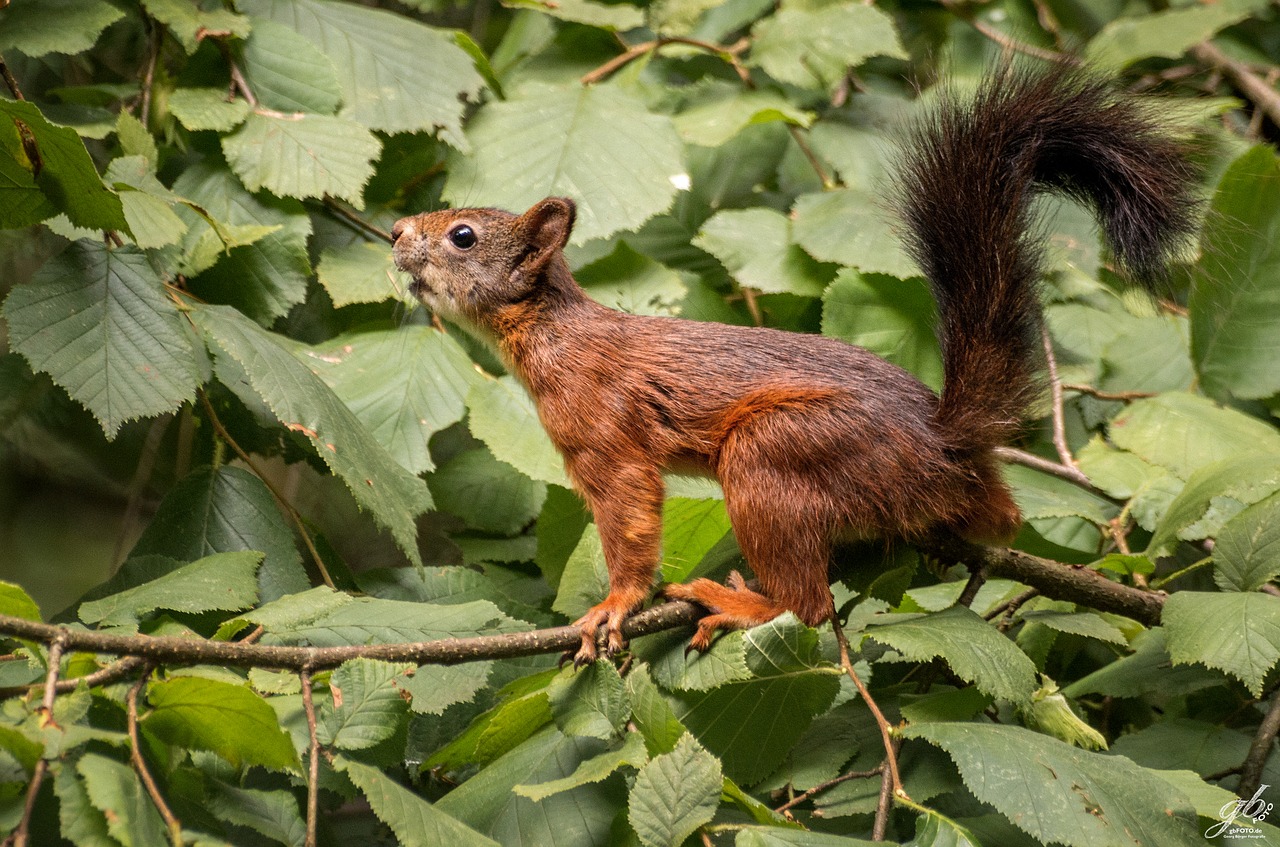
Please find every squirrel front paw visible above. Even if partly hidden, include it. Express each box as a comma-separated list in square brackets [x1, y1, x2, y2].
[567, 592, 642, 668]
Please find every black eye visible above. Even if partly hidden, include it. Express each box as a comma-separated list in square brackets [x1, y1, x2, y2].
[448, 225, 477, 250]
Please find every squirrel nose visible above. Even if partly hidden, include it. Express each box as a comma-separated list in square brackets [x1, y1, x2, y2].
[390, 219, 409, 244]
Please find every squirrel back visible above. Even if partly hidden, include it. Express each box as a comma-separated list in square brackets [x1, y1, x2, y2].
[895, 65, 1199, 452]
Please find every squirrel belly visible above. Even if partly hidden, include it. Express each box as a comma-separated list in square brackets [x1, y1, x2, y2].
[391, 63, 1198, 665]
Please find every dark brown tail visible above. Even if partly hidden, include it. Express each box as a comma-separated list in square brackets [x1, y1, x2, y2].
[894, 64, 1199, 452]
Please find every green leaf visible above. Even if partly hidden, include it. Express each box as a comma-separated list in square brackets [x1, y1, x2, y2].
[1108, 718, 1249, 777]
[3, 241, 200, 438]
[401, 662, 495, 715]
[266, 596, 524, 646]
[467, 376, 571, 488]
[645, 628, 752, 693]
[1191, 144, 1280, 401]
[0, 125, 53, 229]
[821, 269, 942, 390]
[239, 0, 483, 142]
[695, 208, 833, 298]
[576, 243, 688, 317]
[194, 304, 433, 567]
[1163, 591, 1280, 697]
[553, 524, 610, 620]
[428, 687, 554, 770]
[749, 2, 905, 91]
[239, 19, 343, 114]
[628, 733, 722, 847]
[1146, 453, 1280, 557]
[905, 810, 982, 847]
[107, 156, 188, 250]
[906, 722, 1202, 847]
[435, 727, 627, 847]
[316, 240, 400, 306]
[671, 615, 840, 784]
[206, 782, 306, 847]
[0, 582, 41, 622]
[1005, 463, 1117, 526]
[1108, 393, 1280, 480]
[342, 757, 500, 847]
[627, 664, 688, 756]
[318, 659, 411, 750]
[222, 112, 380, 207]
[514, 731, 649, 801]
[1214, 492, 1280, 592]
[142, 0, 251, 53]
[736, 829, 880, 847]
[444, 85, 685, 244]
[130, 465, 309, 603]
[660, 498, 732, 584]
[1018, 607, 1127, 646]
[0, 99, 125, 231]
[170, 160, 311, 323]
[146, 676, 299, 770]
[1086, 0, 1270, 69]
[430, 449, 548, 535]
[0, 0, 124, 58]
[548, 662, 630, 739]
[674, 82, 812, 148]
[504, 0, 644, 29]
[793, 189, 919, 279]
[865, 606, 1038, 705]
[301, 326, 484, 475]
[54, 761, 116, 847]
[167, 88, 253, 132]
[77, 753, 169, 847]
[1064, 628, 1224, 700]
[78, 550, 261, 627]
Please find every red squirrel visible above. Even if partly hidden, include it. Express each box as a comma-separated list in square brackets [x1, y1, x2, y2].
[391, 66, 1197, 665]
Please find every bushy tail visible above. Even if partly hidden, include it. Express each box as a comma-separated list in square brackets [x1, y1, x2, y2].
[894, 64, 1199, 452]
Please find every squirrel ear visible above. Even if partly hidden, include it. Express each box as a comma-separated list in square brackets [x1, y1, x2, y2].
[512, 198, 576, 282]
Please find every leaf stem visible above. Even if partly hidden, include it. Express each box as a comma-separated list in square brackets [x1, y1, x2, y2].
[830, 615, 906, 804]
[1149, 555, 1213, 591]
[774, 765, 883, 814]
[0, 52, 25, 101]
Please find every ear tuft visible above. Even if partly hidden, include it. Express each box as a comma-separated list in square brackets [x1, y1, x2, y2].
[510, 197, 577, 284]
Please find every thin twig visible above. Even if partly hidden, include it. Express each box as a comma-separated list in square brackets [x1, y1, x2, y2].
[0, 656, 148, 699]
[0, 52, 24, 100]
[580, 36, 749, 86]
[872, 742, 898, 841]
[955, 567, 986, 609]
[1193, 41, 1280, 129]
[1041, 325, 1075, 469]
[197, 390, 335, 588]
[301, 667, 320, 847]
[830, 615, 905, 801]
[788, 126, 838, 189]
[322, 197, 393, 243]
[1062, 383, 1156, 402]
[127, 669, 183, 846]
[774, 766, 882, 814]
[140, 19, 162, 127]
[993, 446, 1097, 492]
[983, 588, 1039, 622]
[6, 636, 66, 847]
[1239, 689, 1280, 800]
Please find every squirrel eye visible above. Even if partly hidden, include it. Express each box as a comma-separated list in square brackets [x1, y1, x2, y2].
[447, 224, 477, 250]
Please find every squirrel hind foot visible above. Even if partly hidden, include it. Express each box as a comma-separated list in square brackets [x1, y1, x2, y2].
[664, 572, 811, 653]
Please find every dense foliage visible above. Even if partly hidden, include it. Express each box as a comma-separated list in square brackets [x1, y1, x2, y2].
[2, 0, 1280, 844]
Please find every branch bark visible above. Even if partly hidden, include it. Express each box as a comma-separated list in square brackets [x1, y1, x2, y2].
[0, 536, 1165, 673]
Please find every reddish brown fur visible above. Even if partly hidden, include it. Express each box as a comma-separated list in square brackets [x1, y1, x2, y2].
[390, 67, 1196, 664]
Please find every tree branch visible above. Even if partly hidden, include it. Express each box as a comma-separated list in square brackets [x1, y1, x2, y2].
[1193, 41, 1280, 129]
[6, 635, 66, 847]
[127, 670, 183, 847]
[0, 601, 703, 672]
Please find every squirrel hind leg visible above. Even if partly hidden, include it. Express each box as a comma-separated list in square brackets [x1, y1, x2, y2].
[663, 572, 793, 651]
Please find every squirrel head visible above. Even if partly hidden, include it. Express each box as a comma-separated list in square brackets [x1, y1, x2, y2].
[391, 197, 577, 325]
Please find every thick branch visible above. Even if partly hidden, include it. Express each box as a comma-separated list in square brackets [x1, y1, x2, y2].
[919, 532, 1165, 626]
[0, 601, 703, 671]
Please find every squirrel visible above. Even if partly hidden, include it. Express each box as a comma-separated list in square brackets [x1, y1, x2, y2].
[391, 65, 1198, 665]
